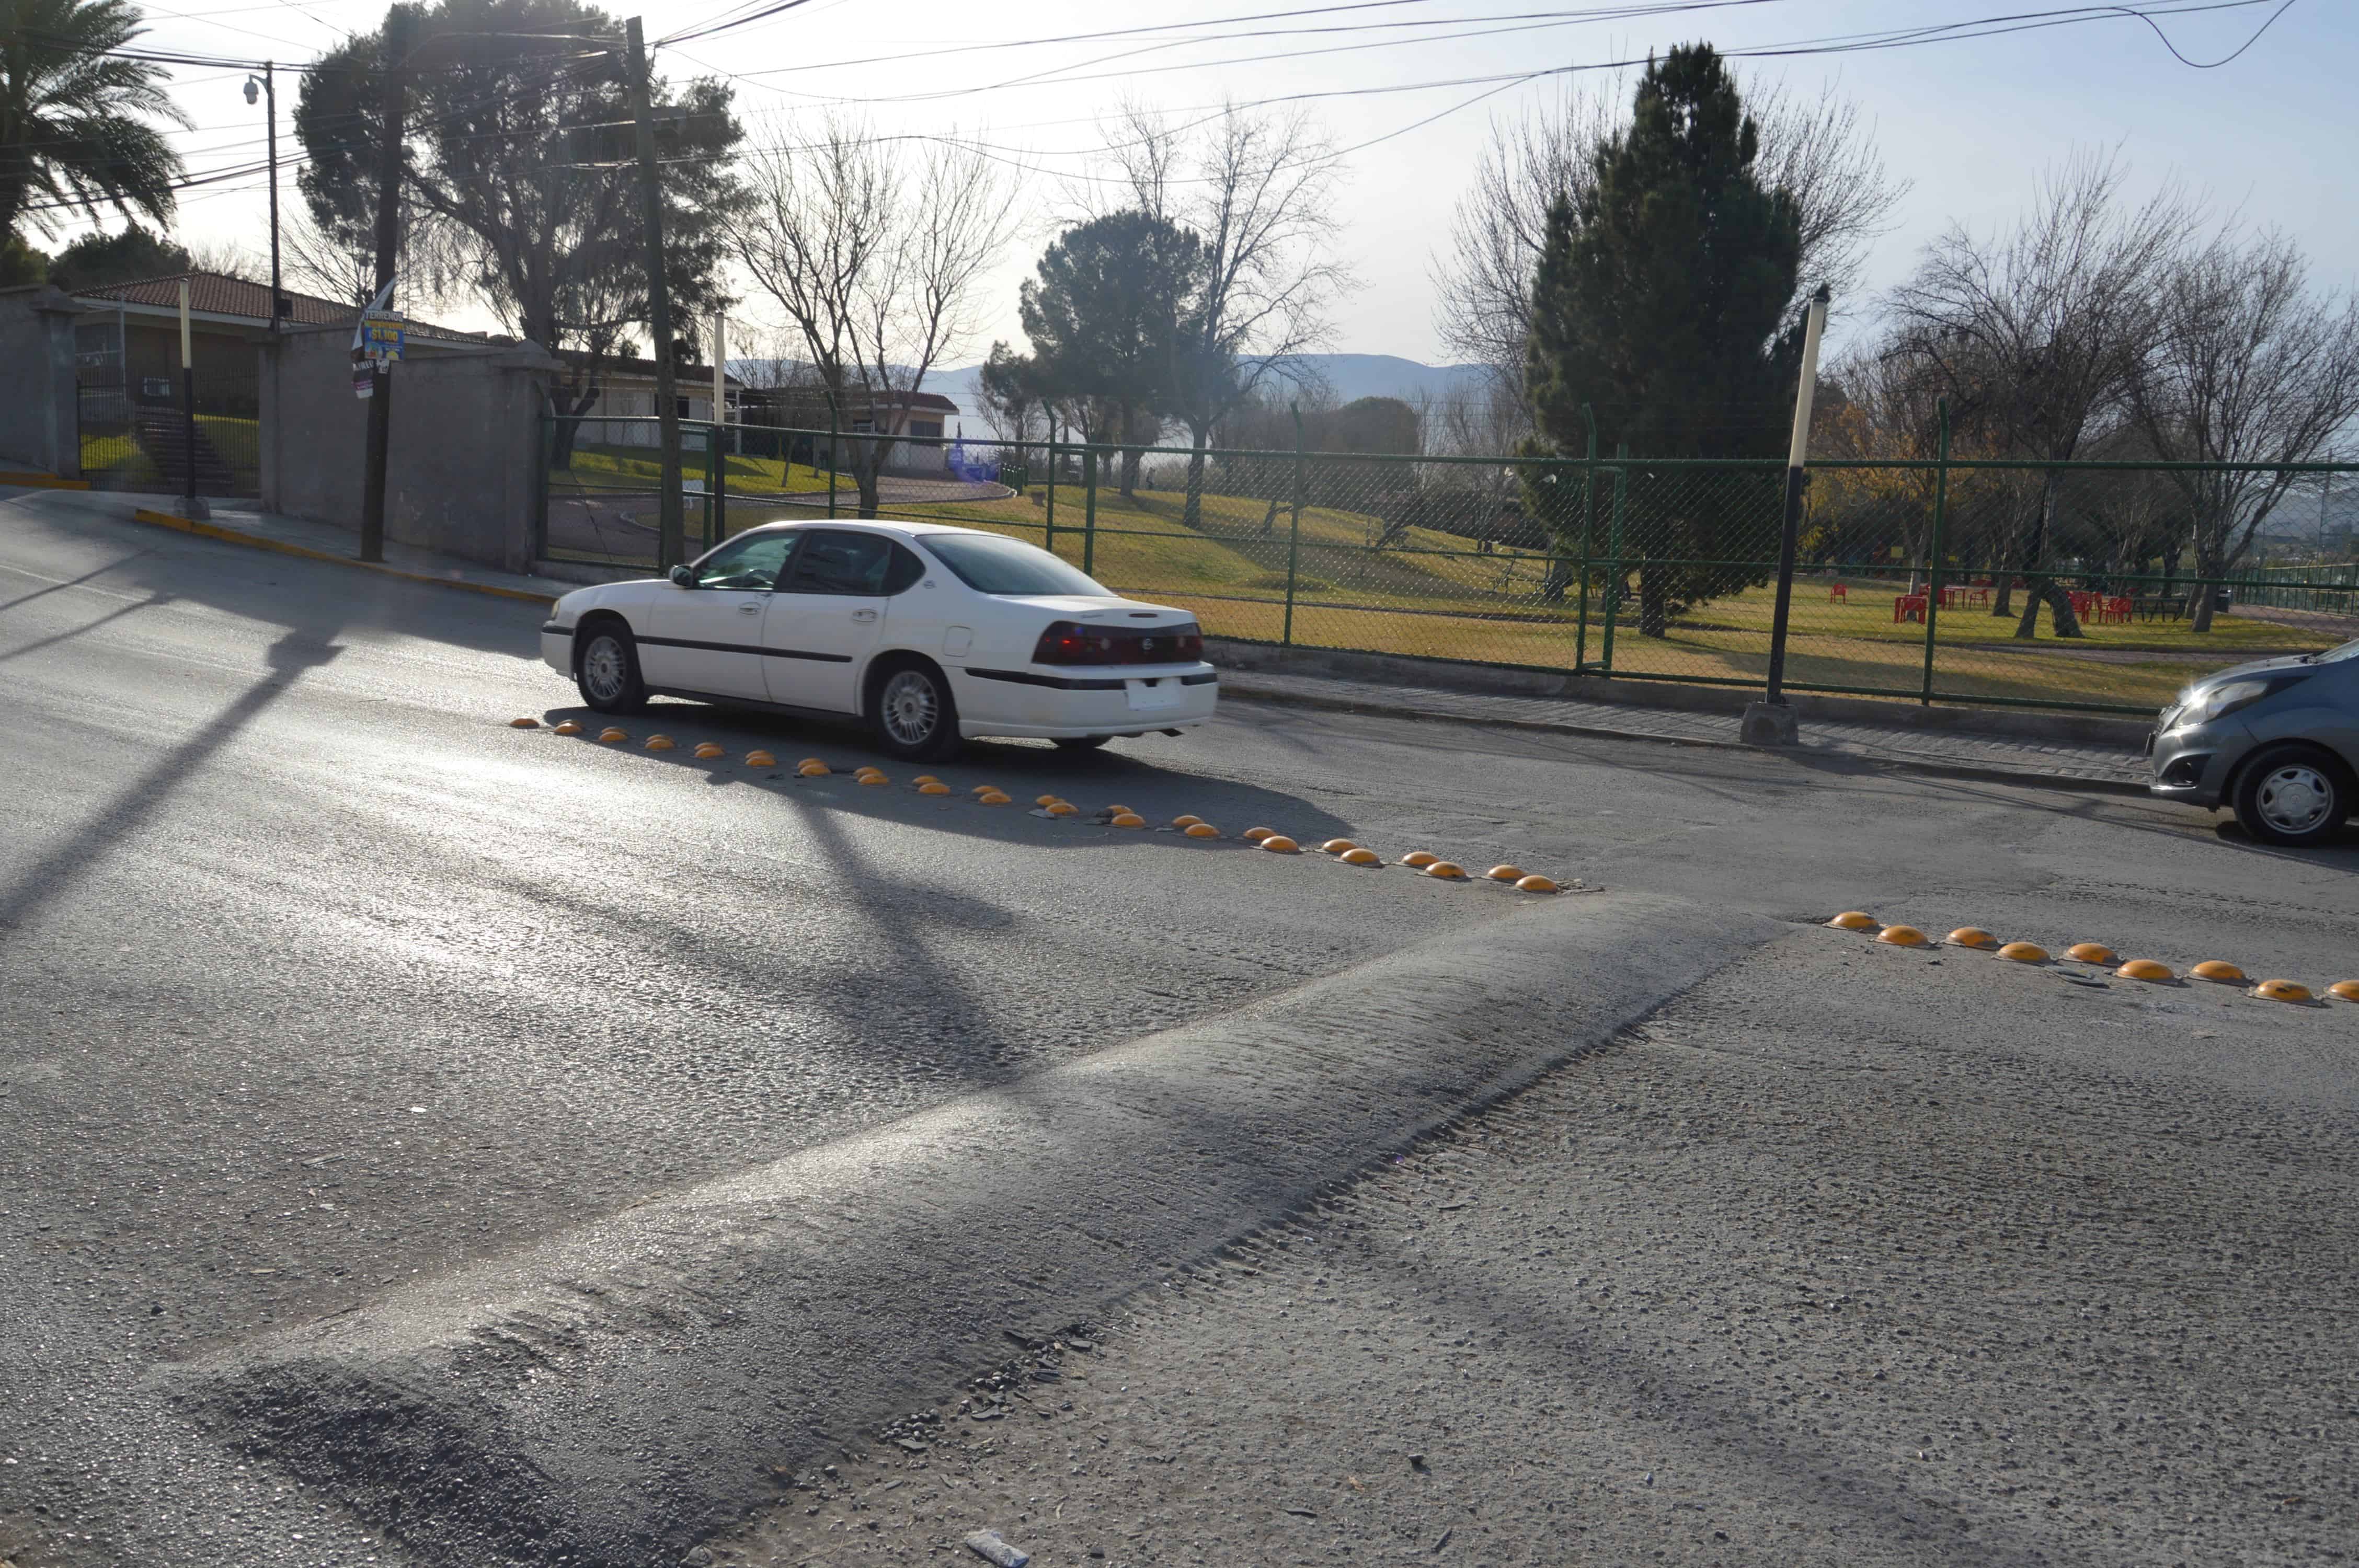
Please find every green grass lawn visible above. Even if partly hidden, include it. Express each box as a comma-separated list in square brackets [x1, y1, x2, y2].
[558, 442, 834, 494]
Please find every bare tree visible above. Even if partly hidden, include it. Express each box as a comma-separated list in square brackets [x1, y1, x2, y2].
[1888, 154, 2183, 636]
[1096, 100, 1353, 527]
[1430, 74, 1906, 400]
[2127, 226, 2359, 631]
[732, 117, 1015, 517]
[279, 208, 379, 306]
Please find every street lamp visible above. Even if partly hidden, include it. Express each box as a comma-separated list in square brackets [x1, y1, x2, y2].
[243, 66, 282, 333]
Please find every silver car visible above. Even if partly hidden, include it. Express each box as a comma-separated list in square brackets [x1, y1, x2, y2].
[2147, 639, 2359, 846]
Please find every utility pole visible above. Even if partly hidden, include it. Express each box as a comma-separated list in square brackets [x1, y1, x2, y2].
[1744, 282, 1831, 747]
[360, 8, 411, 564]
[244, 65, 282, 331]
[624, 15, 684, 571]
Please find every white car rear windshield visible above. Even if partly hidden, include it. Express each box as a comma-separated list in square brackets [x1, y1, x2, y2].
[922, 533, 1109, 597]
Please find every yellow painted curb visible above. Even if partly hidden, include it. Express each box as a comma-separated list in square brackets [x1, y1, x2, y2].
[1400, 851, 1439, 869]
[746, 750, 777, 767]
[130, 509, 559, 604]
[1485, 864, 1524, 883]
[1320, 838, 1358, 855]
[2, 471, 93, 490]
[1260, 835, 1300, 854]
[1875, 925, 1929, 948]
[694, 743, 725, 758]
[1110, 812, 1144, 828]
[2251, 979, 2314, 1004]
[1945, 928, 1997, 949]
[1828, 911, 1878, 931]
[508, 717, 541, 729]
[2328, 979, 2359, 1002]
[1184, 823, 1220, 838]
[1242, 827, 1275, 843]
[2066, 943, 2116, 964]
[1341, 847, 1381, 866]
[1423, 861, 1467, 880]
[598, 728, 627, 743]
[1997, 942, 2047, 964]
[1514, 874, 1559, 893]
[2115, 959, 2173, 983]
[552, 721, 583, 735]
[2191, 960, 2246, 984]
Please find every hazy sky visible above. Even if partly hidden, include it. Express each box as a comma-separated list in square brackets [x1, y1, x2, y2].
[51, 0, 2356, 366]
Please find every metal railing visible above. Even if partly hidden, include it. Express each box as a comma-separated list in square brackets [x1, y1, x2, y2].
[537, 414, 2359, 717]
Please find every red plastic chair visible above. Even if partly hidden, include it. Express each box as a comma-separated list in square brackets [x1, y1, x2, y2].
[1828, 583, 1848, 603]
[1894, 594, 1927, 624]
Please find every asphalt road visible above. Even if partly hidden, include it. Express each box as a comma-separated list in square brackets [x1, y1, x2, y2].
[3, 487, 2356, 1568]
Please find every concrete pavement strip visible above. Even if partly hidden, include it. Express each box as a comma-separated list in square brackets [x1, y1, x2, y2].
[171, 889, 1780, 1568]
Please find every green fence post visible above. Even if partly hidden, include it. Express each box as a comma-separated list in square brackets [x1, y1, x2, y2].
[1045, 432, 1058, 552]
[1919, 399, 1952, 706]
[1283, 406, 1306, 647]
[1599, 442, 1628, 676]
[1082, 444, 1097, 575]
[826, 414, 838, 520]
[1574, 404, 1597, 671]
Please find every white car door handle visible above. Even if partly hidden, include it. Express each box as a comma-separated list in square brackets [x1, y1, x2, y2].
[851, 608, 878, 622]
[738, 602, 761, 614]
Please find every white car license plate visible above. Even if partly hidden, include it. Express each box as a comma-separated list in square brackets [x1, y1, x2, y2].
[1125, 677, 1185, 712]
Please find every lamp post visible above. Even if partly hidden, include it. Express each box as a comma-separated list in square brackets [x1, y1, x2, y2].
[242, 66, 282, 332]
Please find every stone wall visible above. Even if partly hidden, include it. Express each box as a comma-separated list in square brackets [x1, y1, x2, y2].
[0, 286, 87, 477]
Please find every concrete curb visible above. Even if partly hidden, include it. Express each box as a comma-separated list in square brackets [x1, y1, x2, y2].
[1222, 674, 2152, 798]
[127, 507, 561, 606]
[175, 890, 1778, 1568]
[1, 471, 93, 490]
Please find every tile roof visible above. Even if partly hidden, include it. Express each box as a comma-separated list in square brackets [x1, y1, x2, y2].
[71, 270, 492, 342]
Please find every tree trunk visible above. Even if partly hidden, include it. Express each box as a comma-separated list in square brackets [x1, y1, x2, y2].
[1639, 559, 1668, 637]
[1259, 495, 1279, 536]
[2188, 546, 2221, 632]
[2010, 578, 2085, 640]
[1183, 426, 1209, 531]
[547, 376, 602, 469]
[1120, 448, 1142, 499]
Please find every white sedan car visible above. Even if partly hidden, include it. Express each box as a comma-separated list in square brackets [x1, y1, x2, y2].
[540, 520, 1219, 760]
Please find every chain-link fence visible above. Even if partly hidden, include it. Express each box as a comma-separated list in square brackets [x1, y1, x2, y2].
[537, 415, 2358, 717]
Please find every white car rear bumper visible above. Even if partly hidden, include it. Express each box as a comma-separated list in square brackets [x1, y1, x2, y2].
[954, 665, 1218, 740]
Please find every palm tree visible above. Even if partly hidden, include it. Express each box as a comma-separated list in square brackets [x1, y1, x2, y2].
[1, 0, 190, 246]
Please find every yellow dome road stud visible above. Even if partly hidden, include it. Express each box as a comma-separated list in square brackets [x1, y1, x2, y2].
[912, 774, 941, 786]
[1485, 865, 1524, 882]
[1423, 861, 1468, 880]
[509, 717, 541, 729]
[1400, 851, 1439, 869]
[798, 762, 830, 777]
[644, 735, 675, 751]
[1242, 827, 1275, 843]
[2066, 943, 2116, 964]
[2327, 979, 2359, 1002]
[1036, 794, 1066, 807]
[2191, 960, 2246, 984]
[919, 781, 953, 795]
[2115, 959, 2174, 983]
[2251, 979, 2315, 1004]
[1514, 874, 1560, 893]
[1341, 847, 1381, 867]
[1110, 812, 1145, 828]
[1997, 942, 2047, 964]
[978, 790, 1013, 805]
[1046, 801, 1078, 816]
[1945, 928, 1998, 950]
[1259, 835, 1300, 854]
[1875, 925, 1930, 948]
[1319, 839, 1358, 855]
[552, 721, 583, 736]
[598, 728, 628, 743]
[971, 783, 1001, 795]
[1828, 912, 1878, 931]
[858, 772, 890, 786]
[693, 743, 725, 759]
[1183, 822, 1220, 838]
[745, 749, 777, 767]
[1104, 803, 1134, 815]
[1172, 814, 1204, 829]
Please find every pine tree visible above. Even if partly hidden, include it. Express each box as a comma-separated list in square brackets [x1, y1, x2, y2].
[1524, 44, 1803, 633]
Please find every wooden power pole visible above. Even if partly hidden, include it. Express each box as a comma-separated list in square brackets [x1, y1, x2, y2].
[360, 7, 410, 564]
[624, 16, 684, 570]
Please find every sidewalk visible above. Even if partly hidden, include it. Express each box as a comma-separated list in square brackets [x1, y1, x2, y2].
[9, 483, 2151, 794]
[1220, 670, 2151, 791]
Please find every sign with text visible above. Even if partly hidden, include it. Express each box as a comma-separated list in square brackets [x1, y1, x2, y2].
[363, 312, 407, 364]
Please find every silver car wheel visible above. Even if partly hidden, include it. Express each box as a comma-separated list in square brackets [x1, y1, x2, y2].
[581, 633, 628, 704]
[2254, 763, 2334, 834]
[880, 669, 939, 747]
